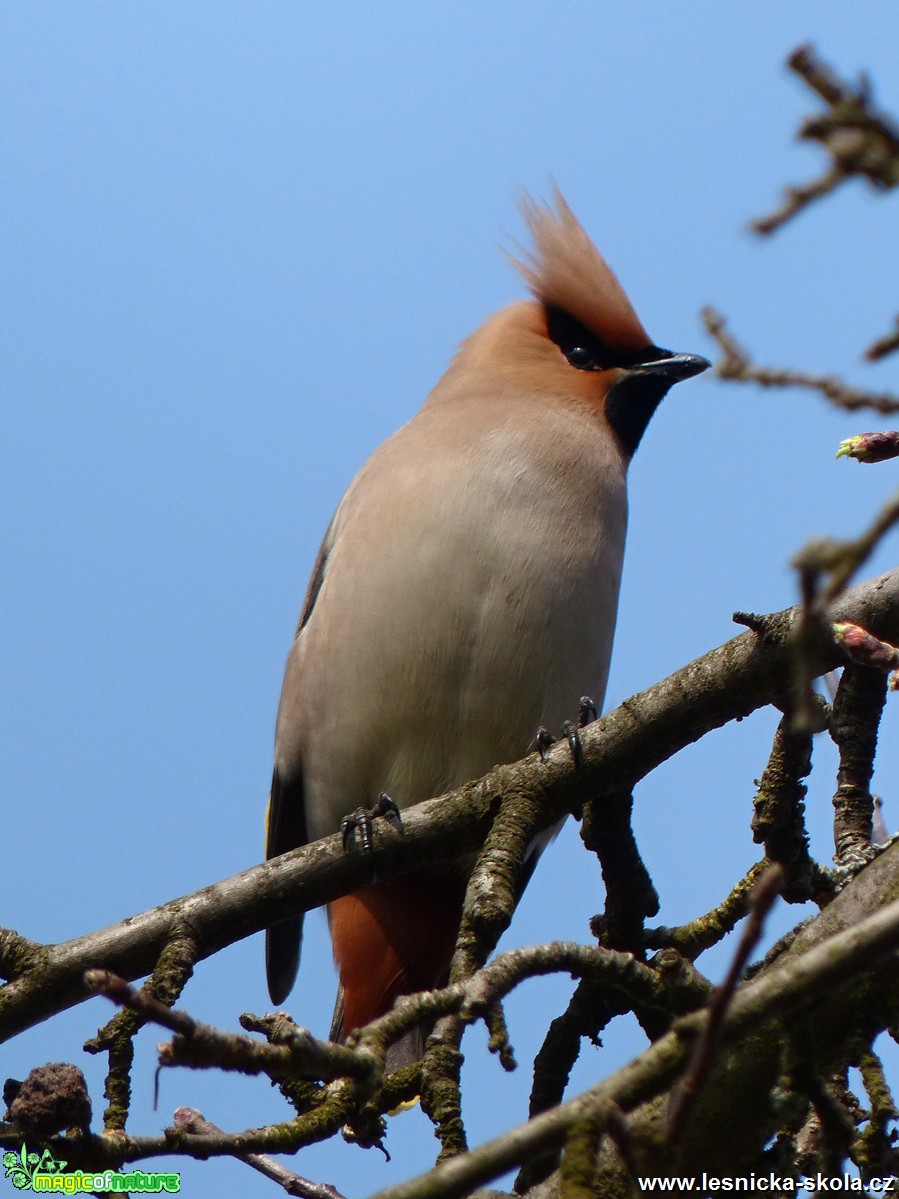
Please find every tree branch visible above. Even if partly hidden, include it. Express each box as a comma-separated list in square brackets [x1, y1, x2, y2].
[3, 569, 899, 1044]
[702, 307, 899, 415]
[370, 843, 899, 1199]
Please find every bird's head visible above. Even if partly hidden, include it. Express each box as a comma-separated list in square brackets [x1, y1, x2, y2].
[477, 189, 710, 458]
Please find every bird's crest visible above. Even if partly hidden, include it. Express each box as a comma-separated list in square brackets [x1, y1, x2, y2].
[511, 188, 651, 352]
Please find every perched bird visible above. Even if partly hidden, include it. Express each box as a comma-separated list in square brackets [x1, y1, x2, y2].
[265, 190, 708, 1063]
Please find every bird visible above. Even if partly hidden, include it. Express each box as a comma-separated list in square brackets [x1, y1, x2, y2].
[264, 189, 708, 1065]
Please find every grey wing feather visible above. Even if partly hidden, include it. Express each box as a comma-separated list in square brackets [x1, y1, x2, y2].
[296, 515, 334, 634]
[329, 984, 346, 1042]
[265, 523, 335, 1005]
[265, 766, 308, 1005]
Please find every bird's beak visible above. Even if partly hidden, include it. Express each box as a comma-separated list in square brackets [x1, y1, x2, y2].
[631, 352, 710, 382]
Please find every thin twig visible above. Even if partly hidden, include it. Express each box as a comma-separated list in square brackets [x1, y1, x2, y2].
[85, 970, 196, 1036]
[753, 163, 848, 235]
[173, 1108, 347, 1199]
[84, 925, 198, 1130]
[789, 494, 899, 737]
[86, 970, 374, 1084]
[793, 492, 899, 603]
[702, 307, 899, 415]
[583, 789, 659, 953]
[865, 318, 899, 363]
[645, 862, 791, 958]
[666, 865, 784, 1144]
[753, 45, 899, 235]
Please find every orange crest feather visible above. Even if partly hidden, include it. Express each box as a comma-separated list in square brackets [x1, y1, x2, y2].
[511, 187, 651, 352]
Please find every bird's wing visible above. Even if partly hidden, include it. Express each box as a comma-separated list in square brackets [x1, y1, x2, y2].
[264, 524, 335, 1005]
[264, 764, 308, 1005]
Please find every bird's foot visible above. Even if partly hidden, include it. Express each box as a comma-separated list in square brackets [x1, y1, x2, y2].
[535, 727, 556, 762]
[340, 792, 403, 855]
[535, 698, 596, 768]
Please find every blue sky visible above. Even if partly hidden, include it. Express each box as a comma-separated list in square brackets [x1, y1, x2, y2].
[3, 4, 899, 1196]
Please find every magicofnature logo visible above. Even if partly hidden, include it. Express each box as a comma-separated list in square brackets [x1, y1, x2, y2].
[2, 1145, 181, 1192]
[3, 1145, 66, 1190]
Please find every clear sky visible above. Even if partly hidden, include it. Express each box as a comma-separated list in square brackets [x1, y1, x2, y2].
[3, 5, 899, 1196]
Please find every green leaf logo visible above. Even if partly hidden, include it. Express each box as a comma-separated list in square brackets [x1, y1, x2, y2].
[2, 1144, 67, 1191]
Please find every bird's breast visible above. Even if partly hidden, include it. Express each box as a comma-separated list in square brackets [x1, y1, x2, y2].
[278, 399, 628, 839]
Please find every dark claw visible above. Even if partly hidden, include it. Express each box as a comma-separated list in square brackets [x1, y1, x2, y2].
[579, 696, 598, 727]
[341, 808, 373, 854]
[340, 793, 403, 856]
[561, 720, 583, 770]
[372, 792, 403, 829]
[535, 726, 556, 762]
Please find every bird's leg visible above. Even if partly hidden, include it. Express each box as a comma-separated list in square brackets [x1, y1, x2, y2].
[560, 721, 583, 770]
[560, 695, 598, 771]
[340, 791, 403, 855]
[560, 695, 597, 770]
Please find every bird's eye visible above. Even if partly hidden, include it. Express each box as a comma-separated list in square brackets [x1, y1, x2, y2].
[545, 306, 607, 371]
[566, 345, 597, 370]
